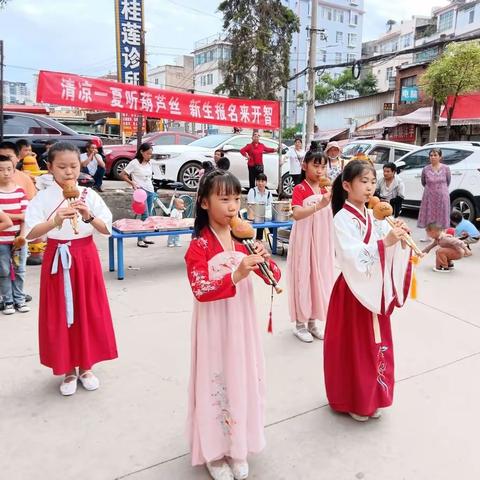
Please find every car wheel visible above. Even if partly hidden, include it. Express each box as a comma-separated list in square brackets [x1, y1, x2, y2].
[112, 158, 130, 180]
[178, 162, 201, 191]
[281, 174, 295, 197]
[451, 195, 476, 222]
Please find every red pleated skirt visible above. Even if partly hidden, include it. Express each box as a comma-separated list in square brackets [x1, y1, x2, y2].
[39, 236, 118, 375]
[323, 275, 394, 417]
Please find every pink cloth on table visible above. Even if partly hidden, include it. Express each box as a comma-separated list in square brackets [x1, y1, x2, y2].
[112, 216, 194, 232]
[287, 181, 335, 323]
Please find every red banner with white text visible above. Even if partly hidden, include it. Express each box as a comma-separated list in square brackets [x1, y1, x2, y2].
[36, 70, 280, 130]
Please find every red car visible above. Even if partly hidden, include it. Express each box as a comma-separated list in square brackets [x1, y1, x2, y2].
[103, 131, 198, 179]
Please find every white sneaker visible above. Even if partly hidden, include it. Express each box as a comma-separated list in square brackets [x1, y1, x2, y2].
[206, 460, 234, 480]
[370, 409, 382, 419]
[79, 371, 100, 391]
[15, 303, 30, 313]
[308, 321, 325, 340]
[60, 375, 78, 396]
[349, 412, 369, 422]
[227, 458, 249, 480]
[293, 326, 313, 343]
[2, 304, 15, 315]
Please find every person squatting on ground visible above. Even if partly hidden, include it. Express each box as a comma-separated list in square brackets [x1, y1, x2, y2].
[375, 162, 405, 218]
[450, 210, 479, 247]
[24, 142, 117, 396]
[246, 173, 272, 241]
[184, 170, 281, 480]
[323, 159, 412, 422]
[0, 154, 29, 315]
[422, 222, 471, 272]
[287, 150, 335, 343]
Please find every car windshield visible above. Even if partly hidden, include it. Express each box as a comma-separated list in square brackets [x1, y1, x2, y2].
[188, 134, 233, 148]
[343, 143, 370, 156]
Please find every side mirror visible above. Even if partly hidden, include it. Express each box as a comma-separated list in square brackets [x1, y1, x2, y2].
[222, 144, 236, 152]
[396, 160, 406, 172]
[282, 147, 288, 155]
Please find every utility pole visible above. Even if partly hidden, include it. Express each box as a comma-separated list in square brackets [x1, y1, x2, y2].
[136, 29, 146, 146]
[0, 40, 4, 142]
[305, 0, 318, 148]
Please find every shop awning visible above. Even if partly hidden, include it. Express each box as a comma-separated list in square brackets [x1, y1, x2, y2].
[315, 127, 349, 142]
[441, 93, 480, 124]
[356, 116, 399, 134]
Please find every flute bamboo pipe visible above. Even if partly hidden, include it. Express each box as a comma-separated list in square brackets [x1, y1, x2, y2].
[63, 180, 80, 234]
[230, 217, 282, 294]
[372, 202, 423, 256]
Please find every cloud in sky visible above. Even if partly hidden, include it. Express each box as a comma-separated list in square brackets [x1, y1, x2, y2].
[0, 0, 449, 90]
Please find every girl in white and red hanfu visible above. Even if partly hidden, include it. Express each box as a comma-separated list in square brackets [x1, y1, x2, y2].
[25, 142, 117, 397]
[185, 170, 281, 480]
[324, 160, 412, 422]
[287, 150, 334, 343]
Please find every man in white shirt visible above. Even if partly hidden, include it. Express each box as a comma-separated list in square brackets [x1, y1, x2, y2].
[80, 141, 106, 192]
[247, 173, 272, 240]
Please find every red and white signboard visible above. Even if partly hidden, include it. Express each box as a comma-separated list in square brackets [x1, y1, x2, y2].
[36, 70, 281, 130]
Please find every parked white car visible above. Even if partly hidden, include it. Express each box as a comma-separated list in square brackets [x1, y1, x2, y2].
[342, 139, 418, 167]
[394, 142, 480, 222]
[151, 133, 291, 193]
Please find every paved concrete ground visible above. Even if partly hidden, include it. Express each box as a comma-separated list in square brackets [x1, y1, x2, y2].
[1, 215, 480, 480]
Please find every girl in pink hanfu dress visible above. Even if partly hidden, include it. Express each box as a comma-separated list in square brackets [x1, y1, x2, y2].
[287, 150, 335, 343]
[324, 160, 412, 422]
[184, 170, 281, 480]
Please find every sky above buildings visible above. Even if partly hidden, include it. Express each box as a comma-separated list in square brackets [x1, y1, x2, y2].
[1, 0, 448, 90]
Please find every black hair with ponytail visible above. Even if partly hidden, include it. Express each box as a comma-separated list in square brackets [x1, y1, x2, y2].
[331, 160, 376, 216]
[193, 170, 242, 237]
[301, 149, 327, 180]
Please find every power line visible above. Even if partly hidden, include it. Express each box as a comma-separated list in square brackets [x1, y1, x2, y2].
[162, 0, 221, 19]
[289, 32, 480, 82]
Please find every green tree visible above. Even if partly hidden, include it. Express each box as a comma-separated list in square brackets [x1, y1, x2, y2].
[215, 0, 299, 100]
[420, 41, 480, 140]
[298, 68, 378, 104]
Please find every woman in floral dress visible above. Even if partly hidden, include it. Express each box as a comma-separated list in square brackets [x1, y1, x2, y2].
[418, 148, 451, 230]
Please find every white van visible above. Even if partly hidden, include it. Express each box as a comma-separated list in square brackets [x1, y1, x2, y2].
[342, 140, 418, 167]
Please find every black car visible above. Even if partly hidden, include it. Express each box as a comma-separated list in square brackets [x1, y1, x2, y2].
[2, 111, 104, 156]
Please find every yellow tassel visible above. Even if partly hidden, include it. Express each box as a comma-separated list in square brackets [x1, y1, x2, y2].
[410, 255, 419, 300]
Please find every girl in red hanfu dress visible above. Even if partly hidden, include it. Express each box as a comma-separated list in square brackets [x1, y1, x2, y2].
[287, 150, 335, 343]
[185, 170, 281, 480]
[324, 160, 412, 422]
[24, 142, 117, 396]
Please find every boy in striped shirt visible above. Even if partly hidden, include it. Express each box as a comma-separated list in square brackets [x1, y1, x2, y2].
[0, 155, 30, 314]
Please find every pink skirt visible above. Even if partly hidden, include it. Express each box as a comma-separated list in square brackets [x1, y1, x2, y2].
[38, 236, 118, 375]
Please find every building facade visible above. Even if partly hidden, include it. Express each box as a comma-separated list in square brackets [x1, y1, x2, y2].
[192, 34, 232, 95]
[414, 0, 480, 63]
[147, 55, 194, 93]
[3, 81, 30, 104]
[362, 16, 431, 93]
[282, 0, 365, 127]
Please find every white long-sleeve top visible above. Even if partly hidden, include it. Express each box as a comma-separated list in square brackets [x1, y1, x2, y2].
[24, 182, 112, 240]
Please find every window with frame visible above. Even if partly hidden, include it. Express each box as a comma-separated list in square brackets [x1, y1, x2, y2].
[178, 135, 195, 145]
[323, 7, 332, 21]
[438, 10, 454, 32]
[386, 67, 394, 80]
[348, 33, 357, 47]
[347, 53, 356, 62]
[206, 74, 213, 85]
[401, 150, 430, 170]
[3, 114, 43, 135]
[468, 9, 475, 23]
[369, 146, 390, 165]
[153, 135, 176, 145]
[320, 50, 327, 62]
[336, 31, 343, 43]
[335, 52, 342, 64]
[350, 11, 359, 25]
[401, 33, 412, 48]
[333, 9, 344, 23]
[394, 148, 410, 160]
